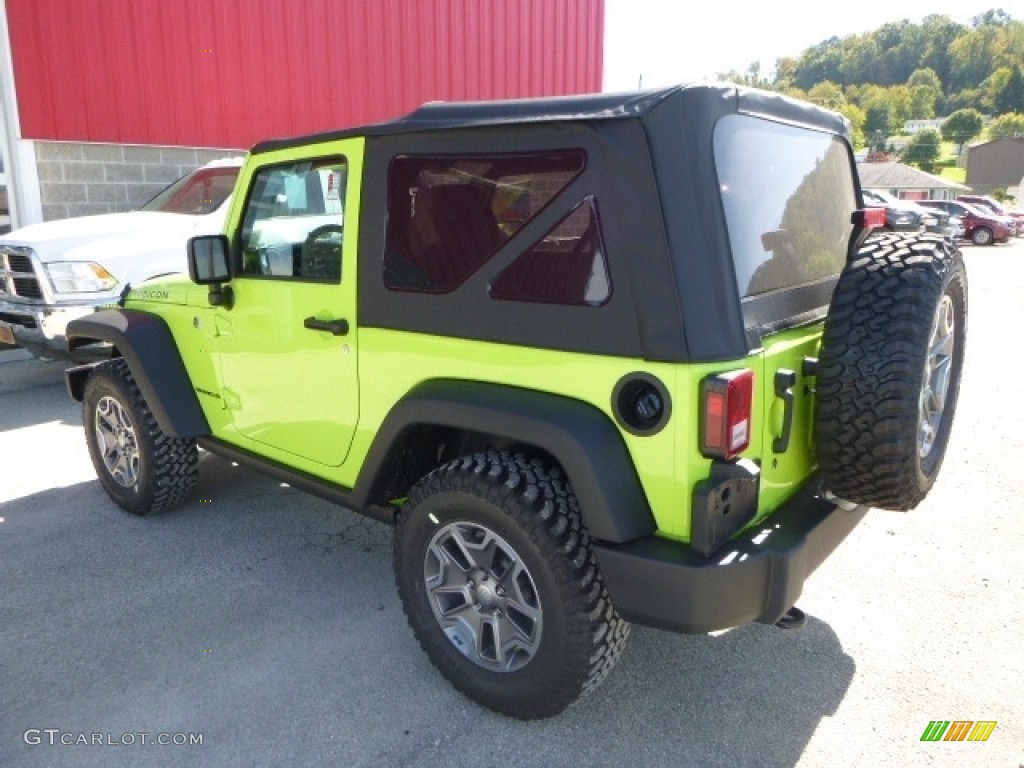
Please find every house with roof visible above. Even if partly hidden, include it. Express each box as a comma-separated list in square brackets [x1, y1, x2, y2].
[903, 118, 945, 135]
[856, 161, 969, 201]
[966, 138, 1024, 196]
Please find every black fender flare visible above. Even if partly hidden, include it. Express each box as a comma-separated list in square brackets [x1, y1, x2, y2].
[355, 379, 656, 543]
[64, 309, 210, 439]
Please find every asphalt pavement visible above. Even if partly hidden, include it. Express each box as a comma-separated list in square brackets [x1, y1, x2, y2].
[1, 238, 1022, 768]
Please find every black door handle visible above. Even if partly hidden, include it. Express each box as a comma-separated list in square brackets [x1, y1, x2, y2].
[303, 317, 349, 336]
[773, 369, 797, 454]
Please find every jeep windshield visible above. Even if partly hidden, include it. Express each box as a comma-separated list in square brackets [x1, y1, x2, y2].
[715, 114, 857, 333]
[141, 165, 240, 215]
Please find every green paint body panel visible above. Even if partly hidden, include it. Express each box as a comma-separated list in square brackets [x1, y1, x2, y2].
[124, 283, 825, 545]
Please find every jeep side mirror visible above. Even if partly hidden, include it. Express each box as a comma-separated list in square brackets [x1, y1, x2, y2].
[188, 235, 231, 283]
[188, 235, 234, 309]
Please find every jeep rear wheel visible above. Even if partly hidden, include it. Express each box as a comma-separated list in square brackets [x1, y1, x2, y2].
[83, 358, 198, 515]
[394, 452, 630, 719]
[815, 232, 967, 510]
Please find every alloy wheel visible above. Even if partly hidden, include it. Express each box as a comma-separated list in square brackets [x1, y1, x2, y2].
[919, 294, 955, 458]
[423, 521, 542, 672]
[94, 395, 141, 487]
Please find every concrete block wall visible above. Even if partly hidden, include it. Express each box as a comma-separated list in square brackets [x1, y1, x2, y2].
[35, 141, 245, 222]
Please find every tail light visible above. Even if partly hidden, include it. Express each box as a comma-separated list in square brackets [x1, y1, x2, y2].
[852, 207, 887, 229]
[700, 369, 754, 460]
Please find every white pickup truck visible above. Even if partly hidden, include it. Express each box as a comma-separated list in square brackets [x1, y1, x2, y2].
[0, 157, 242, 360]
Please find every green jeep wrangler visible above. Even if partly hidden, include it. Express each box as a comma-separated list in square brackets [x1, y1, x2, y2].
[64, 84, 967, 720]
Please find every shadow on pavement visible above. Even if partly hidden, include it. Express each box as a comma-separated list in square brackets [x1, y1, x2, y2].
[2, 457, 855, 768]
[0, 352, 80, 432]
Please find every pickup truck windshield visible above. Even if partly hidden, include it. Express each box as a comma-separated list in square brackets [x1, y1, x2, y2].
[141, 166, 240, 215]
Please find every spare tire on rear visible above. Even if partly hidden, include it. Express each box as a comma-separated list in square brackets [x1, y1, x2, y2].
[815, 231, 967, 510]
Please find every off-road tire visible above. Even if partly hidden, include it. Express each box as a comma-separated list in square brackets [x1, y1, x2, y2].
[83, 358, 198, 515]
[816, 232, 967, 510]
[394, 451, 630, 720]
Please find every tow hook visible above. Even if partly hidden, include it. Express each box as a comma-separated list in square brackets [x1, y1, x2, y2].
[774, 606, 807, 630]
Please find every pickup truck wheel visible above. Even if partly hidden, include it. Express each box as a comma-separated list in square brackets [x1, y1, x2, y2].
[83, 358, 198, 515]
[394, 451, 630, 719]
[816, 232, 967, 510]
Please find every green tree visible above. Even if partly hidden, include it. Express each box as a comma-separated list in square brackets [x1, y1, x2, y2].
[791, 38, 844, 91]
[838, 103, 867, 148]
[777, 84, 809, 103]
[941, 108, 985, 151]
[807, 81, 846, 110]
[864, 103, 892, 141]
[972, 9, 1013, 27]
[886, 86, 913, 130]
[769, 10, 1024, 121]
[910, 85, 937, 119]
[944, 86, 990, 113]
[879, 22, 928, 85]
[908, 67, 942, 92]
[986, 112, 1024, 139]
[949, 26, 1001, 93]
[903, 128, 942, 171]
[920, 15, 969, 86]
[993, 66, 1024, 114]
[773, 56, 799, 86]
[839, 37, 881, 85]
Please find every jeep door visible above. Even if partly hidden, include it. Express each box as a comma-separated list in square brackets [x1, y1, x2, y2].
[213, 140, 363, 467]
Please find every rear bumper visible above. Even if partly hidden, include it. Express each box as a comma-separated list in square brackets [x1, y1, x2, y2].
[593, 476, 868, 634]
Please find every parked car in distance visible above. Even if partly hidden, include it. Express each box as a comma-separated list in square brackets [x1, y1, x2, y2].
[862, 188, 931, 232]
[956, 194, 1023, 237]
[918, 199, 1012, 246]
[948, 215, 966, 241]
[0, 157, 244, 360]
[862, 188, 955, 240]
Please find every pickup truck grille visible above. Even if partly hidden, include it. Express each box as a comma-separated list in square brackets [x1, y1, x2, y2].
[0, 248, 43, 299]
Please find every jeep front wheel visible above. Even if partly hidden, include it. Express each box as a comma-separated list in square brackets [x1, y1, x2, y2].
[394, 452, 630, 719]
[83, 358, 198, 515]
[815, 232, 967, 510]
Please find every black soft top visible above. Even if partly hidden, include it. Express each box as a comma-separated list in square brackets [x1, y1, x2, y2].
[253, 83, 855, 364]
[251, 83, 850, 154]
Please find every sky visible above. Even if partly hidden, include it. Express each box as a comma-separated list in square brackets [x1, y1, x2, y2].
[603, 1, 1016, 91]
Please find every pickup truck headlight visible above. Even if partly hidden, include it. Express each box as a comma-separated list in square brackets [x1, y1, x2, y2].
[45, 262, 118, 293]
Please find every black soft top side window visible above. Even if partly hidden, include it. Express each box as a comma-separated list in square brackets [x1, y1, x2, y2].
[384, 152, 585, 293]
[490, 196, 611, 307]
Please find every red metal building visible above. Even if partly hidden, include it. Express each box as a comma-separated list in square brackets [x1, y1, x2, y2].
[0, 0, 604, 226]
[7, 0, 604, 149]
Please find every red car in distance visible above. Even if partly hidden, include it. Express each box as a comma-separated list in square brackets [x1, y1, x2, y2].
[918, 199, 1012, 246]
[956, 194, 1023, 237]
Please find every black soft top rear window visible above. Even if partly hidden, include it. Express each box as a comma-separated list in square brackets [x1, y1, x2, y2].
[715, 114, 856, 332]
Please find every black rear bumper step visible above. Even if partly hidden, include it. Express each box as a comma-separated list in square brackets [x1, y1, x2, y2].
[593, 476, 868, 634]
